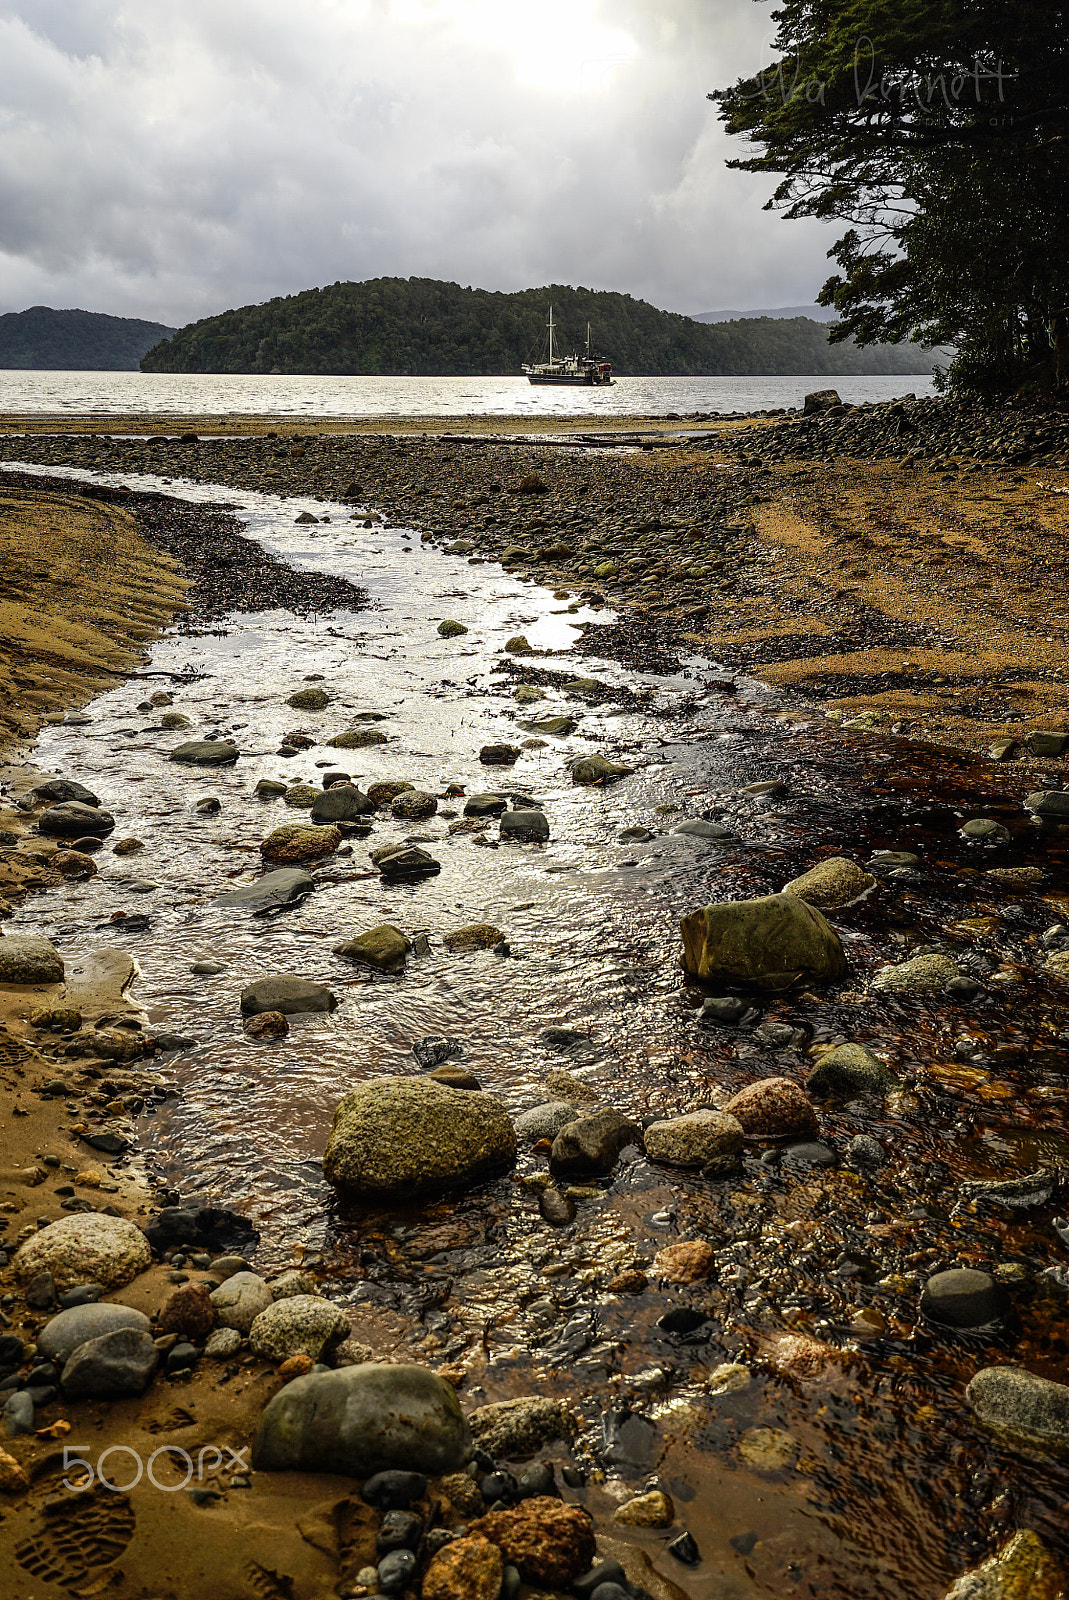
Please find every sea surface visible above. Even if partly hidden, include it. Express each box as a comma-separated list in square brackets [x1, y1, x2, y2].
[0, 369, 936, 418]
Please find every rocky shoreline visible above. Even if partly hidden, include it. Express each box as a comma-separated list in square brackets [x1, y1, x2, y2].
[0, 417, 1068, 1599]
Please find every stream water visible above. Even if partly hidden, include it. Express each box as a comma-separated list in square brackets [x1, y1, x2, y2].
[4, 458, 1069, 1599]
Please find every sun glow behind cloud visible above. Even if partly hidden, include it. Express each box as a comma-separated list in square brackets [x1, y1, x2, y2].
[391, 0, 637, 92]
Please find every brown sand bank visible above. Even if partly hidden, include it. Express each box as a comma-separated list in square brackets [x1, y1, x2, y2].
[0, 484, 186, 757]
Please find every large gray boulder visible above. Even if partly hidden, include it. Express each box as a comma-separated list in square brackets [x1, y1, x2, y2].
[240, 975, 337, 1016]
[170, 740, 240, 766]
[680, 893, 847, 990]
[500, 809, 550, 842]
[29, 778, 100, 807]
[14, 1214, 151, 1291]
[252, 1362, 471, 1475]
[312, 786, 375, 823]
[966, 1366, 1069, 1457]
[216, 868, 313, 912]
[38, 1303, 151, 1366]
[61, 1327, 159, 1398]
[0, 935, 64, 985]
[38, 802, 115, 838]
[323, 1077, 516, 1198]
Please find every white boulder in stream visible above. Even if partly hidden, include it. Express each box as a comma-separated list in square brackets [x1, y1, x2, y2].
[323, 1077, 516, 1198]
[680, 893, 847, 990]
[252, 1362, 471, 1475]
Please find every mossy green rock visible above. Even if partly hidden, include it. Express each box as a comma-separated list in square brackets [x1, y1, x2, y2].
[680, 893, 847, 990]
[572, 754, 633, 785]
[328, 729, 388, 749]
[283, 784, 319, 807]
[254, 779, 288, 798]
[0, 936, 64, 985]
[324, 1077, 516, 1197]
[437, 620, 468, 637]
[252, 1362, 471, 1476]
[807, 1043, 898, 1098]
[942, 1530, 1067, 1600]
[286, 687, 330, 711]
[523, 716, 578, 736]
[333, 924, 411, 973]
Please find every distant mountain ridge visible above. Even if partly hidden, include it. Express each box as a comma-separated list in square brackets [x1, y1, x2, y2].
[692, 304, 839, 324]
[140, 277, 937, 378]
[0, 306, 176, 370]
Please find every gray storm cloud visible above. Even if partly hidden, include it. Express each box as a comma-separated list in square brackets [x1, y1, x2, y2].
[0, 0, 833, 323]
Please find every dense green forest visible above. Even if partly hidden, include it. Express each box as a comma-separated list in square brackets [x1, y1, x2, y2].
[0, 306, 176, 370]
[140, 278, 937, 376]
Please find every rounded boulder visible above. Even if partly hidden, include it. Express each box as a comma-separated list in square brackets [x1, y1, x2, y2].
[680, 893, 847, 990]
[251, 1361, 471, 1475]
[323, 1077, 516, 1198]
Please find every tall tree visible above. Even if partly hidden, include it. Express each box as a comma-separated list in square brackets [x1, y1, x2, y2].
[710, 2, 1069, 395]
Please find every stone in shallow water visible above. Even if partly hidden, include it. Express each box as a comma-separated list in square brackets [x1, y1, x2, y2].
[571, 754, 633, 785]
[643, 1110, 743, 1169]
[464, 792, 507, 817]
[942, 1529, 1066, 1600]
[480, 743, 521, 766]
[38, 801, 115, 838]
[737, 1426, 799, 1474]
[334, 924, 410, 973]
[921, 1268, 1005, 1329]
[216, 868, 313, 912]
[287, 687, 330, 711]
[467, 1499, 596, 1588]
[422, 1537, 501, 1600]
[312, 784, 375, 822]
[391, 789, 437, 820]
[210, 1271, 274, 1334]
[871, 952, 960, 993]
[372, 843, 441, 879]
[1026, 790, 1069, 819]
[653, 1241, 714, 1284]
[324, 1077, 516, 1198]
[443, 923, 504, 953]
[30, 778, 100, 807]
[672, 818, 733, 840]
[500, 809, 549, 842]
[468, 1395, 578, 1457]
[680, 894, 847, 990]
[807, 1042, 898, 1098]
[722, 1077, 818, 1139]
[260, 822, 341, 863]
[550, 1109, 643, 1176]
[782, 856, 875, 908]
[966, 1367, 1069, 1456]
[240, 976, 337, 1016]
[170, 740, 239, 766]
[252, 1362, 471, 1475]
[328, 728, 388, 749]
[249, 1294, 350, 1362]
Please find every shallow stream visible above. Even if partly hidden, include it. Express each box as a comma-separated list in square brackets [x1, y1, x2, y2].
[5, 459, 1069, 1599]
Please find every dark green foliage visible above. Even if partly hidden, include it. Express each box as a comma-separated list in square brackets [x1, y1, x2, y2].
[711, 2, 1069, 398]
[139, 277, 935, 376]
[0, 306, 176, 370]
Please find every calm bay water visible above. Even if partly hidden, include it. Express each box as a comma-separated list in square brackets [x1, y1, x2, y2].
[0, 369, 935, 417]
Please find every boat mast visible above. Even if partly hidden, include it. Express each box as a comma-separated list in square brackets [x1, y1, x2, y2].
[586, 321, 591, 358]
[548, 305, 555, 365]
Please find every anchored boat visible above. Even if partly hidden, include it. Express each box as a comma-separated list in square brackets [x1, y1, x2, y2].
[523, 306, 612, 385]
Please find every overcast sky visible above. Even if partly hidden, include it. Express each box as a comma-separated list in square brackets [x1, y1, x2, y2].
[0, 0, 836, 325]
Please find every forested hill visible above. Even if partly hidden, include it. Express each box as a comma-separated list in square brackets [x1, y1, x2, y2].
[0, 307, 176, 370]
[140, 279, 937, 377]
